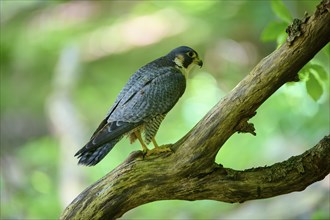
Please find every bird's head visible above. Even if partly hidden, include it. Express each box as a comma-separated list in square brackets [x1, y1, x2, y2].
[168, 46, 203, 78]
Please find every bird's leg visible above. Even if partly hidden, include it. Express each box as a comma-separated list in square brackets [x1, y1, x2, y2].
[134, 131, 149, 153]
[145, 137, 173, 156]
[151, 137, 160, 148]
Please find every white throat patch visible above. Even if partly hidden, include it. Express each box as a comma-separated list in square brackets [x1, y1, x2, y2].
[174, 56, 197, 78]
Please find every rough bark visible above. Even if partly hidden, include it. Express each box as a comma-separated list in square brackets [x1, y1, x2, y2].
[61, 1, 330, 219]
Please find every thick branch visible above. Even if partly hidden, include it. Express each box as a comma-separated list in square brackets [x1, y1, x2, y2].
[62, 136, 329, 219]
[61, 2, 330, 219]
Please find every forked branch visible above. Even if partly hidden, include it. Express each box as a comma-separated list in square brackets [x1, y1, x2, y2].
[61, 1, 330, 219]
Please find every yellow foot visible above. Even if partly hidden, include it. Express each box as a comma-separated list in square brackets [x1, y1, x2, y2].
[145, 144, 173, 157]
[142, 147, 149, 155]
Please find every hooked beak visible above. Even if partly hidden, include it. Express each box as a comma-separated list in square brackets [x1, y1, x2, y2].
[194, 58, 203, 68]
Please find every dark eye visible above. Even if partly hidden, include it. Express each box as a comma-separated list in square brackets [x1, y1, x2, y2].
[187, 51, 195, 57]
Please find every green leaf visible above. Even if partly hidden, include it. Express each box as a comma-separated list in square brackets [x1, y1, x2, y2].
[298, 67, 309, 81]
[261, 21, 288, 42]
[306, 72, 323, 101]
[271, 0, 292, 24]
[276, 32, 287, 47]
[309, 64, 328, 81]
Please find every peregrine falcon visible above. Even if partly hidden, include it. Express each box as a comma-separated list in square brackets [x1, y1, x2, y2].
[75, 46, 203, 166]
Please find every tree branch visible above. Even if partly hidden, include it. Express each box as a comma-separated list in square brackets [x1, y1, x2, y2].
[61, 1, 330, 219]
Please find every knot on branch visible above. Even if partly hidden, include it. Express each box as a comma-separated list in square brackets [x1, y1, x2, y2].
[236, 117, 256, 136]
[286, 14, 309, 45]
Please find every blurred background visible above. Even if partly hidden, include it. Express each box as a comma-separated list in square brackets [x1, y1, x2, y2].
[1, 0, 329, 219]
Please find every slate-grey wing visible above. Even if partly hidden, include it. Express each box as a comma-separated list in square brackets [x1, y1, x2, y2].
[109, 67, 186, 123]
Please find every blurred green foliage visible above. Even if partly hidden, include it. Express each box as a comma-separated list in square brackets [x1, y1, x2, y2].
[1, 0, 329, 219]
[271, 0, 293, 23]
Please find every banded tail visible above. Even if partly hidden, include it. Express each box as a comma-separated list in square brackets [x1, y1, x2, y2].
[75, 120, 139, 166]
[75, 137, 121, 166]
